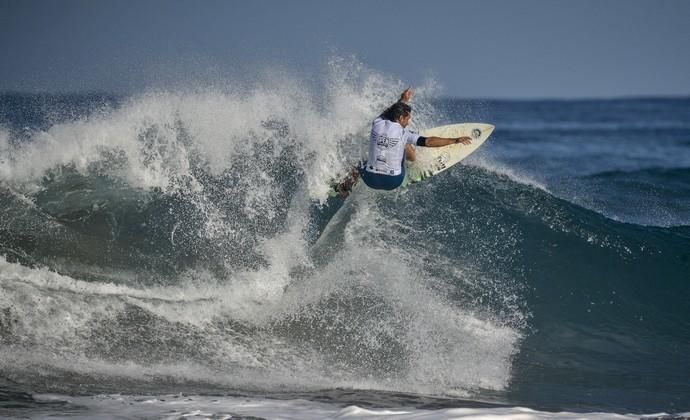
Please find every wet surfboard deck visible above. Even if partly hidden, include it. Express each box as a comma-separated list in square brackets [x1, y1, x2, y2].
[402, 123, 495, 187]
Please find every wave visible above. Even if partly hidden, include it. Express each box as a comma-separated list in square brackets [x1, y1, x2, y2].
[0, 66, 522, 399]
[1, 78, 690, 412]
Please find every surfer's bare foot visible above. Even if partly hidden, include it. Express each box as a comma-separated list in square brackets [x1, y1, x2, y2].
[334, 167, 360, 198]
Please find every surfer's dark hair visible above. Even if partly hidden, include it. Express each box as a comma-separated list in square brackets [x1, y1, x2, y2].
[380, 101, 412, 122]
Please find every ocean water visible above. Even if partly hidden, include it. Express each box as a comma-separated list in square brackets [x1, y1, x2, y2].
[0, 66, 689, 419]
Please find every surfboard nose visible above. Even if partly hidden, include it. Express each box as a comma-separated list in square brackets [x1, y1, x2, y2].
[474, 123, 495, 139]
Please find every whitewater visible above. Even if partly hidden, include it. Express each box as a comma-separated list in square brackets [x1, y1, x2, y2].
[1, 62, 689, 419]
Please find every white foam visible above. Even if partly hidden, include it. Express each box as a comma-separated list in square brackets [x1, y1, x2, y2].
[0, 192, 522, 393]
[278, 192, 523, 394]
[0, 126, 12, 181]
[32, 393, 671, 420]
[0, 66, 372, 200]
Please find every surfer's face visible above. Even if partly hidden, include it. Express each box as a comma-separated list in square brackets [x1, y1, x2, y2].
[399, 113, 412, 128]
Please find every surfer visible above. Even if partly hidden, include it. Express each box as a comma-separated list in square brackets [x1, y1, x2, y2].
[333, 88, 472, 197]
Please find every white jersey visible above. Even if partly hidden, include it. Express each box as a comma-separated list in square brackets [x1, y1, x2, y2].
[364, 117, 421, 176]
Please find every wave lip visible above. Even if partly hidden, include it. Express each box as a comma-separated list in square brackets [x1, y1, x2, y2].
[569, 166, 690, 227]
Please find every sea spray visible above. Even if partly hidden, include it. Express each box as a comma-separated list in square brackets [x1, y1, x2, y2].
[0, 62, 522, 399]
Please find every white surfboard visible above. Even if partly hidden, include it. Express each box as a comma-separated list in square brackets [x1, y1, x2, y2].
[401, 123, 495, 187]
[328, 122, 494, 198]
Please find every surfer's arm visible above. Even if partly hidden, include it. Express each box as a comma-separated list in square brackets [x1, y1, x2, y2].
[405, 144, 416, 161]
[418, 136, 472, 147]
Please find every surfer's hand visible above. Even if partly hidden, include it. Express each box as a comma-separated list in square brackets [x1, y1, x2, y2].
[455, 137, 472, 145]
[400, 87, 413, 103]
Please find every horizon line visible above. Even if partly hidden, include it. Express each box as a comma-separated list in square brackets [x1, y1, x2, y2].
[1, 90, 689, 102]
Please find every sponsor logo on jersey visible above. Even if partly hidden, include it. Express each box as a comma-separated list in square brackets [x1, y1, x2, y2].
[373, 133, 400, 149]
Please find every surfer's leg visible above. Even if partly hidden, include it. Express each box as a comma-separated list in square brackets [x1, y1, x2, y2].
[361, 169, 404, 191]
[359, 159, 405, 191]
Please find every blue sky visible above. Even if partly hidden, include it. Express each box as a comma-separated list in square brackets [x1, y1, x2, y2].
[2, 0, 689, 98]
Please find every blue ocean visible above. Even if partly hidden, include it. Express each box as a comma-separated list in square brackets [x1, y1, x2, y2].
[1, 69, 689, 419]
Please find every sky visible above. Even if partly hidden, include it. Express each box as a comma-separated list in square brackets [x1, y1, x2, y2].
[1, 0, 690, 98]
